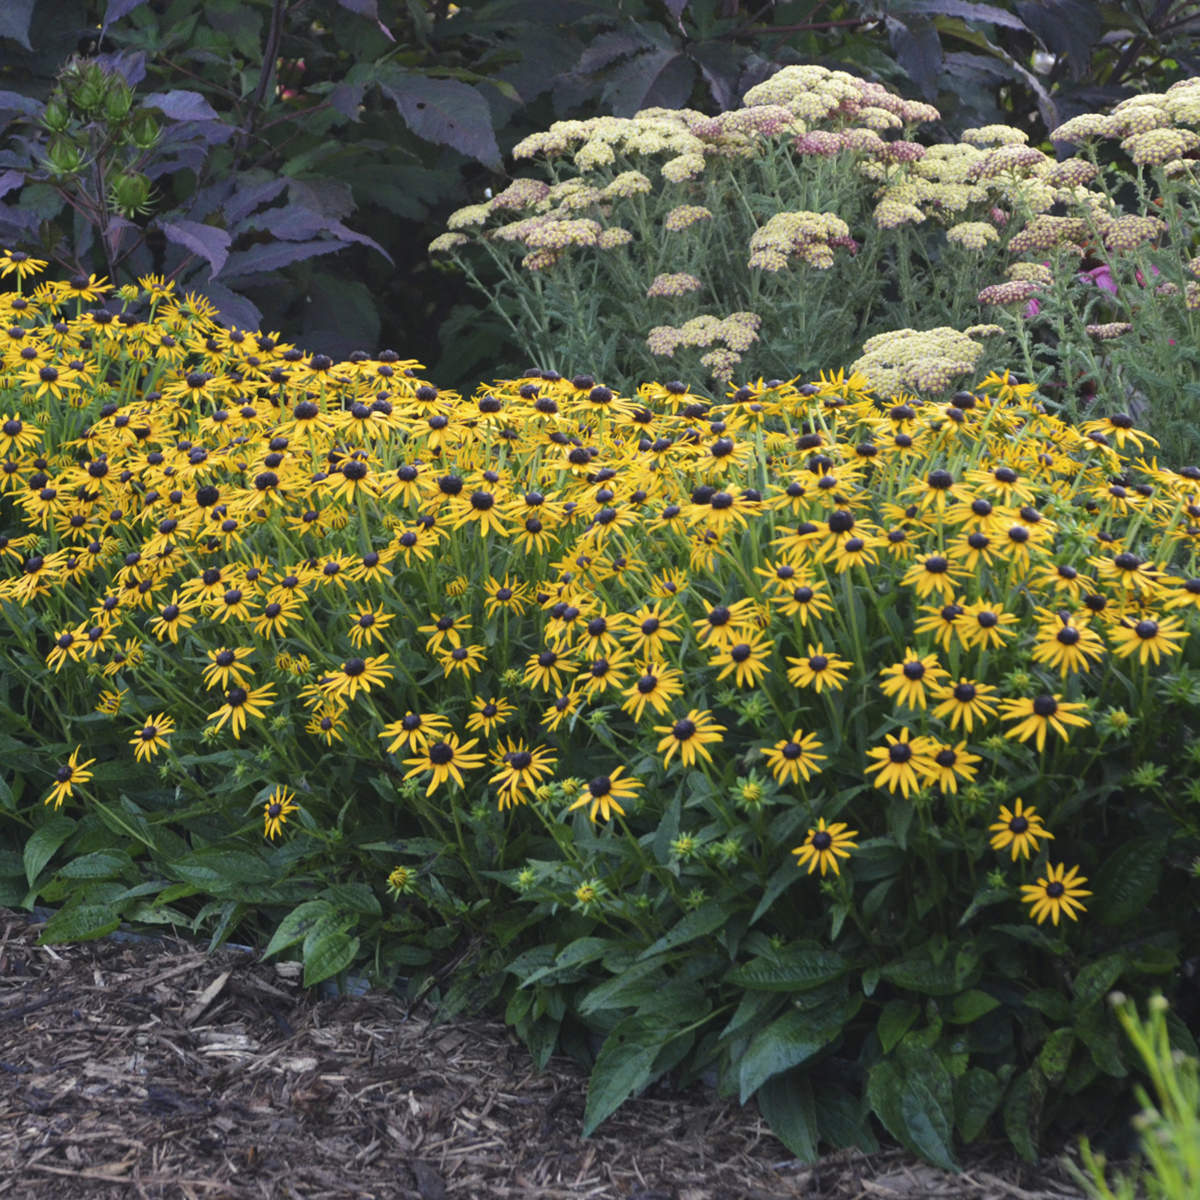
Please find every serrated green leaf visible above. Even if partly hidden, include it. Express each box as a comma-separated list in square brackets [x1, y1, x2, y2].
[303, 930, 360, 988]
[816, 1082, 879, 1153]
[738, 998, 855, 1102]
[757, 1072, 819, 1163]
[1002, 1068, 1043, 1161]
[867, 1050, 958, 1170]
[1073, 954, 1128, 1012]
[1093, 837, 1164, 926]
[24, 815, 75, 886]
[954, 1067, 1002, 1143]
[639, 900, 727, 959]
[57, 850, 133, 880]
[725, 945, 848, 992]
[582, 1016, 665, 1135]
[319, 882, 382, 916]
[261, 900, 333, 960]
[522, 937, 612, 987]
[949, 989, 1000, 1024]
[38, 904, 121, 944]
[877, 998, 920, 1053]
[1037, 1028, 1074, 1084]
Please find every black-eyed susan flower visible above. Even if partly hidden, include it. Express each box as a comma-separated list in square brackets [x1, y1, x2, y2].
[918, 740, 980, 793]
[524, 646, 574, 693]
[320, 654, 394, 701]
[622, 603, 683, 660]
[482, 573, 530, 617]
[791, 818, 858, 876]
[762, 729, 827, 785]
[489, 738, 557, 809]
[202, 645, 255, 690]
[262, 786, 299, 840]
[385, 865, 416, 898]
[402, 732, 486, 796]
[710, 636, 773, 688]
[1108, 612, 1187, 665]
[1031, 610, 1106, 675]
[770, 579, 835, 624]
[207, 683, 276, 739]
[913, 600, 968, 651]
[305, 705, 345, 745]
[567, 766, 642, 822]
[620, 663, 684, 721]
[347, 605, 393, 648]
[824, 533, 883, 574]
[653, 709, 726, 768]
[1087, 550, 1160, 594]
[1020, 862, 1091, 925]
[44, 628, 84, 672]
[960, 600, 1019, 650]
[785, 642, 852, 693]
[930, 677, 999, 733]
[465, 696, 515, 736]
[45, 746, 95, 809]
[901, 553, 968, 601]
[129, 713, 174, 762]
[999, 694, 1090, 752]
[879, 647, 950, 710]
[378, 711, 452, 755]
[864, 728, 935, 797]
[988, 798, 1053, 861]
[542, 689, 582, 731]
[94, 687, 127, 716]
[439, 643, 488, 679]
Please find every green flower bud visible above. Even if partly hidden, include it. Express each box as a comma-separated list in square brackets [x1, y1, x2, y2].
[41, 98, 71, 134]
[127, 109, 160, 150]
[45, 137, 85, 178]
[109, 171, 153, 218]
[103, 80, 134, 123]
[73, 65, 110, 114]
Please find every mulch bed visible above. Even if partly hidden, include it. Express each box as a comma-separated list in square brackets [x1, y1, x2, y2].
[0, 908, 1091, 1199]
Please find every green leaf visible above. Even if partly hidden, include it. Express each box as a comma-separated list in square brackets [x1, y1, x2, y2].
[522, 937, 612, 987]
[954, 1067, 1002, 1143]
[1092, 837, 1164, 926]
[639, 900, 727, 959]
[879, 957, 960, 996]
[38, 904, 121, 944]
[1022, 988, 1071, 1022]
[725, 945, 848, 992]
[1037, 1028, 1074, 1084]
[877, 998, 920, 1053]
[816, 1083, 879, 1153]
[948, 989, 1000, 1024]
[1075, 1006, 1127, 1077]
[261, 900, 333, 960]
[867, 1050, 958, 1171]
[582, 1016, 666, 1135]
[57, 850, 133, 881]
[320, 882, 382, 916]
[757, 1072, 819, 1163]
[303, 931, 360, 988]
[578, 957, 666, 1016]
[1072, 953, 1128, 1012]
[738, 997, 857, 1102]
[1002, 1068, 1044, 1162]
[24, 815, 75, 886]
[958, 885, 1009, 927]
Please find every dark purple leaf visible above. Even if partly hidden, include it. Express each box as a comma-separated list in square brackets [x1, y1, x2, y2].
[602, 48, 696, 117]
[0, 170, 22, 199]
[287, 178, 354, 222]
[141, 90, 221, 123]
[222, 238, 353, 279]
[0, 0, 35, 50]
[0, 91, 41, 119]
[242, 204, 392, 263]
[192, 281, 262, 331]
[690, 41, 741, 113]
[1014, 0, 1102, 78]
[903, 0, 1026, 30]
[158, 219, 231, 278]
[334, 0, 394, 40]
[103, 0, 150, 32]
[327, 82, 366, 121]
[0, 203, 38, 239]
[225, 176, 289, 227]
[663, 0, 689, 19]
[376, 69, 502, 170]
[577, 31, 649, 75]
[886, 15, 944, 101]
[94, 51, 147, 87]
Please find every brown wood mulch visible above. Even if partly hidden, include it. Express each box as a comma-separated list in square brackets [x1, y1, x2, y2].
[0, 909, 1092, 1200]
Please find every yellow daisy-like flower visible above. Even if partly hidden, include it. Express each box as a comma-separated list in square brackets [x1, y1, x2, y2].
[1020, 862, 1091, 925]
[1030, 609, 1107, 675]
[653, 709, 726, 768]
[999, 694, 1091, 752]
[959, 600, 1019, 650]
[864, 729, 934, 797]
[988, 798, 1053, 861]
[709, 635, 773, 688]
[620, 663, 684, 722]
[567, 766, 642, 823]
[878, 647, 949, 710]
[785, 642, 852, 693]
[791, 818, 858, 876]
[918, 739, 980, 793]
[901, 552, 968, 601]
[320, 654, 394, 701]
[263, 786, 299, 840]
[207, 683, 276, 740]
[129, 712, 175, 763]
[465, 696, 515, 735]
[1107, 612, 1187, 665]
[930, 678, 999, 733]
[378, 711, 452, 755]
[762, 730, 827, 785]
[45, 746, 96, 809]
[402, 732, 486, 796]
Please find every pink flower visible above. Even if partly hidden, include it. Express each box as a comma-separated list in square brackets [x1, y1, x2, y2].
[1024, 298, 1040, 318]
[1079, 265, 1117, 294]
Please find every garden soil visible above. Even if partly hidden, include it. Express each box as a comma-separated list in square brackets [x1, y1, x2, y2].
[0, 909, 1090, 1200]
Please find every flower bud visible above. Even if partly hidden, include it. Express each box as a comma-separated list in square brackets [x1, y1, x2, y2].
[103, 79, 134, 123]
[45, 136, 85, 177]
[41, 98, 71, 134]
[109, 171, 152, 217]
[127, 109, 160, 150]
[72, 64, 110, 114]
